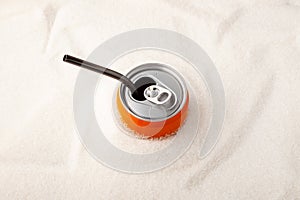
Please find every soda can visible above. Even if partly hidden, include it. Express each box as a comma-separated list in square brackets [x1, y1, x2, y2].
[116, 63, 189, 139]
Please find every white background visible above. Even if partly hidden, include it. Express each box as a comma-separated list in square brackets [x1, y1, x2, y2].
[0, 0, 299, 199]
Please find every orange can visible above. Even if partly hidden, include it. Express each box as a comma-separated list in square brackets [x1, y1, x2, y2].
[116, 63, 189, 139]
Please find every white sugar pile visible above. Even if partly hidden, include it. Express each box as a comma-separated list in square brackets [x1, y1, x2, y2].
[94, 50, 211, 154]
[0, 0, 299, 199]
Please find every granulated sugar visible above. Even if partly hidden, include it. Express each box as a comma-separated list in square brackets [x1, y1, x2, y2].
[94, 50, 212, 154]
[1, 0, 299, 199]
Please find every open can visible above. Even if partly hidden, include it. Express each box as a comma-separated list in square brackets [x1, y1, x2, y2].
[116, 63, 189, 139]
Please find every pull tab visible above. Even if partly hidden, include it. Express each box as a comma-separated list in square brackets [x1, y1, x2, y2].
[144, 85, 173, 105]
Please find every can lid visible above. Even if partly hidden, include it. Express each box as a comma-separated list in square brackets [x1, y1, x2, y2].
[119, 63, 187, 121]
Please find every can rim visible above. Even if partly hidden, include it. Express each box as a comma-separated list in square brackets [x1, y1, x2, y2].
[118, 63, 188, 122]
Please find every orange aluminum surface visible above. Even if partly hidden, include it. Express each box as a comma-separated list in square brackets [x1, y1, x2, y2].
[116, 90, 189, 139]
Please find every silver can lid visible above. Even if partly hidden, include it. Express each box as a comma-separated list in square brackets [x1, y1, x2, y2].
[119, 63, 188, 121]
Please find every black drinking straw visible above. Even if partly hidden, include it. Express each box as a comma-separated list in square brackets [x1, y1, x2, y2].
[63, 55, 137, 94]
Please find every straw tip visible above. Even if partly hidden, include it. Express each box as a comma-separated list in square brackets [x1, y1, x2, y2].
[63, 55, 68, 61]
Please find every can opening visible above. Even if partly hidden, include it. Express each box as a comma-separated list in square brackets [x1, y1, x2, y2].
[131, 76, 156, 101]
